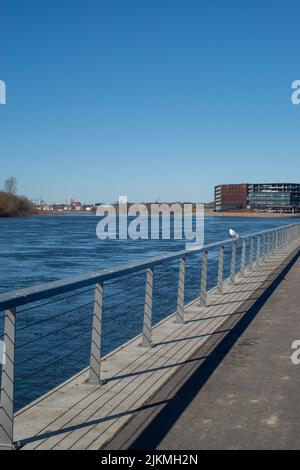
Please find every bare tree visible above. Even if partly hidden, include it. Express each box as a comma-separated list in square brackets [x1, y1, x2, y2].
[4, 177, 17, 194]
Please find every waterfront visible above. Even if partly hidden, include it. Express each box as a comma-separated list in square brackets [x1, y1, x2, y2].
[0, 215, 296, 294]
[0, 215, 296, 410]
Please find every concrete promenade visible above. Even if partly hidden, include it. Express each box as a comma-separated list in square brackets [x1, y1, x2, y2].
[13, 238, 300, 450]
[107, 252, 300, 450]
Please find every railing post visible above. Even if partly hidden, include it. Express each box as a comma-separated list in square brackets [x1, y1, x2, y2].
[261, 233, 266, 263]
[142, 268, 154, 347]
[275, 230, 279, 252]
[0, 308, 16, 450]
[279, 229, 283, 250]
[88, 283, 104, 384]
[272, 231, 276, 254]
[176, 258, 185, 324]
[269, 231, 273, 254]
[240, 240, 246, 277]
[217, 246, 224, 293]
[230, 242, 236, 284]
[256, 234, 261, 266]
[200, 251, 208, 306]
[285, 227, 288, 246]
[267, 232, 271, 257]
[249, 237, 254, 271]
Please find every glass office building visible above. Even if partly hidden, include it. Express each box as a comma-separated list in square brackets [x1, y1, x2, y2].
[214, 183, 300, 213]
[248, 184, 300, 213]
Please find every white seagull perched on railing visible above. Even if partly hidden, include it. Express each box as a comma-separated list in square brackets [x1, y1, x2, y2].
[229, 228, 240, 239]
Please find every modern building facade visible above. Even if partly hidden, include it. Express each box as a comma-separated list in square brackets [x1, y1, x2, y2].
[214, 183, 300, 213]
[248, 183, 300, 213]
[214, 184, 248, 211]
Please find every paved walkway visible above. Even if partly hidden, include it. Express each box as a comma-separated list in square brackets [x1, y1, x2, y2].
[107, 252, 300, 450]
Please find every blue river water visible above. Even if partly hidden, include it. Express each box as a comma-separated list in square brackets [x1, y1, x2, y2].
[0, 214, 296, 410]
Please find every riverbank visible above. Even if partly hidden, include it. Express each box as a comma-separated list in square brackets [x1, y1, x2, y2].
[0, 191, 37, 217]
[35, 210, 300, 218]
[205, 210, 300, 218]
[3, 208, 300, 219]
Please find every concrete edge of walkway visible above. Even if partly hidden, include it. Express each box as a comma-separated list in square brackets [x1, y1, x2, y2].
[104, 248, 300, 450]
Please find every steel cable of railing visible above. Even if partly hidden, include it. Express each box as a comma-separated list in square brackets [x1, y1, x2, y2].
[153, 282, 177, 297]
[105, 269, 147, 287]
[155, 261, 180, 272]
[16, 300, 94, 333]
[105, 300, 145, 321]
[153, 268, 181, 282]
[105, 292, 145, 312]
[16, 286, 95, 314]
[153, 273, 178, 287]
[153, 274, 178, 291]
[14, 352, 91, 402]
[153, 295, 177, 311]
[101, 299, 146, 346]
[104, 280, 146, 300]
[17, 324, 93, 367]
[16, 310, 93, 350]
[15, 341, 91, 385]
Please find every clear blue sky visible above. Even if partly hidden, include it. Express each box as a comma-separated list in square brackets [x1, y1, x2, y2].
[0, 0, 299, 203]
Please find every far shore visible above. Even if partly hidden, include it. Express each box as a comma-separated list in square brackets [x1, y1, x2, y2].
[204, 210, 300, 218]
[34, 208, 300, 218]
[2, 208, 300, 219]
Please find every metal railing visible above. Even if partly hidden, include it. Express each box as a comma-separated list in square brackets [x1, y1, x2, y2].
[0, 222, 300, 449]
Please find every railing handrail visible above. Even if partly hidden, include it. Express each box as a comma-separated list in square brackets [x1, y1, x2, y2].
[0, 221, 299, 312]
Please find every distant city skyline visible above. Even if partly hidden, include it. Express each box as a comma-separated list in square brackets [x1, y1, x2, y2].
[1, 0, 300, 204]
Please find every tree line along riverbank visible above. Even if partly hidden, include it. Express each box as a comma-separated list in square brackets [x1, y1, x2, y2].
[0, 191, 36, 217]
